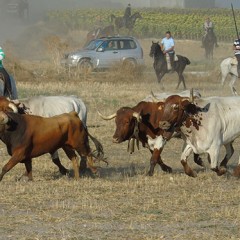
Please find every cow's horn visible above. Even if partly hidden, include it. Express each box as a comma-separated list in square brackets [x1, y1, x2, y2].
[97, 111, 116, 120]
[190, 88, 194, 103]
[151, 90, 158, 103]
[8, 103, 18, 113]
[11, 99, 20, 105]
[133, 112, 142, 122]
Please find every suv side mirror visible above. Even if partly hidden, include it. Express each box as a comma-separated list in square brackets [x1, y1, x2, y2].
[97, 47, 104, 52]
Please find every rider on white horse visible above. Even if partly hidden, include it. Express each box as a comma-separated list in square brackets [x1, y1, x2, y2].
[0, 46, 12, 98]
[233, 38, 240, 78]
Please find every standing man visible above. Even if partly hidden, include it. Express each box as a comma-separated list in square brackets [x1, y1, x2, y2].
[202, 17, 218, 48]
[124, 3, 131, 27]
[161, 31, 175, 72]
[0, 46, 12, 98]
[233, 37, 240, 77]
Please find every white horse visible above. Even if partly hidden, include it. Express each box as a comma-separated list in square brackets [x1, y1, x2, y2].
[0, 74, 18, 100]
[220, 57, 238, 95]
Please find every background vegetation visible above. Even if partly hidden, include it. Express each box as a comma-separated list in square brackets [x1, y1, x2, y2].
[47, 8, 240, 41]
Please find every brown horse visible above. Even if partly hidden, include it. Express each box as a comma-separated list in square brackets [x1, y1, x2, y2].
[110, 12, 142, 33]
[86, 25, 115, 44]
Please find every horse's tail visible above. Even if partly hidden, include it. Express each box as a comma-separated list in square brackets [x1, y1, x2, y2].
[184, 57, 191, 65]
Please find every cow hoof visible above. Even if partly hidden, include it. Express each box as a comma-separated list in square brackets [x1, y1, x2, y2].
[233, 165, 240, 177]
[217, 167, 227, 176]
[60, 168, 70, 176]
[161, 165, 172, 173]
[188, 170, 197, 178]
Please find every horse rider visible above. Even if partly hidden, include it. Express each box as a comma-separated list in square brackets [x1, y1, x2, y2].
[124, 3, 131, 27]
[161, 31, 175, 72]
[0, 46, 12, 97]
[233, 37, 240, 78]
[201, 17, 219, 48]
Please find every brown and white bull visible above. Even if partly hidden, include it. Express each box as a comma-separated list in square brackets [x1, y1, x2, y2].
[0, 111, 96, 181]
[99, 101, 173, 176]
[98, 98, 204, 176]
[159, 94, 240, 177]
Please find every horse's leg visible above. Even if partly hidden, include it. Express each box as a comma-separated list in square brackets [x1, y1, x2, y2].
[157, 72, 166, 90]
[229, 75, 238, 95]
[177, 72, 186, 90]
[221, 69, 228, 86]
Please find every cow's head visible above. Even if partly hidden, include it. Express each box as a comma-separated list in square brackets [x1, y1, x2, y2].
[0, 97, 18, 113]
[98, 107, 141, 143]
[159, 94, 197, 131]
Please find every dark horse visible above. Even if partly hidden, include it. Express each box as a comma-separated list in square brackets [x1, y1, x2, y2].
[86, 25, 115, 44]
[149, 42, 190, 90]
[110, 12, 142, 33]
[203, 28, 215, 59]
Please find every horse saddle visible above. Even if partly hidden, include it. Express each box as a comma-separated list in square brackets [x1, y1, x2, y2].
[231, 57, 238, 65]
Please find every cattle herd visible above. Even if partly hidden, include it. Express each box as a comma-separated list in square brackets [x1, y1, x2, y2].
[0, 88, 240, 181]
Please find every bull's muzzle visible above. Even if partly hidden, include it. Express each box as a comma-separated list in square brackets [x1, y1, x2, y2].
[159, 121, 171, 130]
[0, 112, 9, 125]
[112, 137, 122, 143]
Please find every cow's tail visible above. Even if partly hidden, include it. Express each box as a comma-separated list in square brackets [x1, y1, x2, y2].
[87, 129, 108, 165]
[185, 57, 191, 65]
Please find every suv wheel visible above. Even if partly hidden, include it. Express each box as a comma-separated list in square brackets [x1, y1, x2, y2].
[78, 59, 93, 74]
[122, 59, 137, 71]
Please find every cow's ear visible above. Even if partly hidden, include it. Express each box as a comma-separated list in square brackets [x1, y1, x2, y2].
[181, 99, 190, 108]
[184, 103, 198, 115]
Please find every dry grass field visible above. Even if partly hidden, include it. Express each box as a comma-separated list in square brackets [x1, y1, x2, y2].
[0, 24, 240, 240]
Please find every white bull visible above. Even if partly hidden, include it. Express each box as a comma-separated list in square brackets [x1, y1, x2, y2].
[159, 94, 240, 177]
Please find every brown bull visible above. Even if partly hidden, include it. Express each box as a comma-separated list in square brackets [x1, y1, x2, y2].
[99, 101, 204, 176]
[99, 101, 174, 176]
[0, 96, 105, 176]
[0, 111, 95, 181]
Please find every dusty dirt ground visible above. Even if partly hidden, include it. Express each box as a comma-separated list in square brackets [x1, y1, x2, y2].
[0, 21, 240, 240]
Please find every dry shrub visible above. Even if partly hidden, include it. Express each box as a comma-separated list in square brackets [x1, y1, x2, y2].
[106, 63, 145, 83]
[43, 35, 69, 74]
[3, 41, 33, 82]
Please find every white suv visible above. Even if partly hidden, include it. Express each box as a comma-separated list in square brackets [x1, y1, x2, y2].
[62, 36, 144, 71]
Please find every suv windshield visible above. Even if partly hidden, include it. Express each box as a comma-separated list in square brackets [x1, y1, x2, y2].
[84, 39, 104, 50]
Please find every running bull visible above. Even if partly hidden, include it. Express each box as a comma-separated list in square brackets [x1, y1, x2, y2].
[0, 111, 95, 181]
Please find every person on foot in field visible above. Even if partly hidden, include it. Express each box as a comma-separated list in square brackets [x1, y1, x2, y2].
[0, 46, 12, 98]
[201, 17, 219, 48]
[161, 31, 175, 72]
[233, 37, 240, 78]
